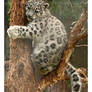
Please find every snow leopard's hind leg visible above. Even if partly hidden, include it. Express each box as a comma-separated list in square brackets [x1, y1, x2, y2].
[65, 63, 82, 92]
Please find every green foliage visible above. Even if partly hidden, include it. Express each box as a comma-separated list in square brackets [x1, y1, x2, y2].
[8, 0, 10, 22]
[49, 0, 87, 21]
[8, 0, 10, 10]
[67, 80, 71, 88]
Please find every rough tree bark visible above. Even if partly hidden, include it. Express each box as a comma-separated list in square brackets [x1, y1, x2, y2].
[5, 0, 38, 92]
[5, 0, 88, 92]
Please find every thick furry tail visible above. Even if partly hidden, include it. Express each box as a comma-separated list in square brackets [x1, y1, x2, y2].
[65, 63, 82, 92]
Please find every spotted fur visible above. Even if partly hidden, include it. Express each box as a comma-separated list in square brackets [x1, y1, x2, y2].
[7, 0, 82, 92]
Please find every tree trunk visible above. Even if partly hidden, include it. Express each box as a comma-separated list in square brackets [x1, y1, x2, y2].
[5, 0, 37, 92]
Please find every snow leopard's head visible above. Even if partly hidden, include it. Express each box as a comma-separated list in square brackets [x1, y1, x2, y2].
[25, 0, 49, 21]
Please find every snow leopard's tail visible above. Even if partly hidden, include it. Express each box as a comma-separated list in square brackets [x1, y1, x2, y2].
[65, 63, 82, 92]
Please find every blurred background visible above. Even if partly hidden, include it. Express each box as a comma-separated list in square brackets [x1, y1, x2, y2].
[4, 0, 88, 92]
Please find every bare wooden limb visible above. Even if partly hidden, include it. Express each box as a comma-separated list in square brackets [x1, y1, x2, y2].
[75, 44, 88, 47]
[38, 8, 88, 92]
[77, 68, 88, 85]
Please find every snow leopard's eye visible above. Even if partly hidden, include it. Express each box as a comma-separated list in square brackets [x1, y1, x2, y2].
[35, 9, 40, 13]
[35, 6, 41, 11]
[27, 6, 30, 10]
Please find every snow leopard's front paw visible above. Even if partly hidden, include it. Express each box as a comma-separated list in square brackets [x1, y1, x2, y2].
[7, 26, 20, 39]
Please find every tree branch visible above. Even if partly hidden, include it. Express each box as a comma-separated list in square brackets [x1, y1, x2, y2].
[75, 44, 88, 47]
[38, 8, 88, 92]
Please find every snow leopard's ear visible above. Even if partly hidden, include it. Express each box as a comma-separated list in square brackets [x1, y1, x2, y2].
[25, 0, 32, 7]
[43, 3, 49, 9]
